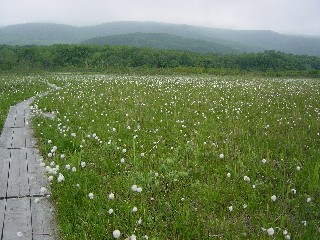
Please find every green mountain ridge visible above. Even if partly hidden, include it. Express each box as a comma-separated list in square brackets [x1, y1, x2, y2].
[0, 21, 320, 56]
[81, 32, 241, 54]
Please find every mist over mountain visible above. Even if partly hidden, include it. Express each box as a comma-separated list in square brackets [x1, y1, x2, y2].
[0, 21, 320, 56]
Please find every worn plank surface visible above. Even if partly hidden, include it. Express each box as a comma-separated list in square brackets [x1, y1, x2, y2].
[6, 149, 29, 198]
[2, 198, 32, 240]
[0, 149, 10, 198]
[27, 148, 47, 196]
[0, 199, 5, 236]
[31, 197, 56, 240]
[0, 91, 58, 240]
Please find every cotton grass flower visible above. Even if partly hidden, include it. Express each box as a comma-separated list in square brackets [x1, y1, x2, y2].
[40, 187, 47, 194]
[227, 172, 231, 178]
[108, 193, 115, 200]
[113, 230, 120, 238]
[108, 209, 114, 214]
[57, 173, 65, 182]
[262, 158, 267, 163]
[88, 193, 94, 199]
[219, 153, 224, 159]
[271, 195, 277, 201]
[267, 227, 274, 236]
[130, 234, 137, 240]
[243, 176, 250, 182]
[131, 184, 143, 193]
[307, 197, 311, 203]
[81, 162, 86, 168]
[228, 206, 233, 211]
[132, 206, 138, 212]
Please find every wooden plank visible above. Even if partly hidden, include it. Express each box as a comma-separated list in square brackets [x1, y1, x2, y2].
[7, 149, 29, 198]
[2, 197, 32, 240]
[25, 128, 38, 148]
[26, 148, 48, 196]
[0, 199, 6, 236]
[11, 128, 26, 149]
[0, 128, 13, 149]
[13, 113, 26, 128]
[3, 116, 16, 128]
[31, 197, 57, 240]
[0, 149, 11, 198]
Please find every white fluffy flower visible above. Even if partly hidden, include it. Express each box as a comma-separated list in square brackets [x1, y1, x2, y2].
[131, 184, 138, 191]
[108, 193, 115, 200]
[219, 153, 224, 159]
[228, 206, 233, 211]
[113, 230, 120, 238]
[57, 173, 65, 182]
[271, 195, 277, 202]
[262, 159, 267, 163]
[108, 209, 114, 214]
[227, 172, 231, 178]
[81, 162, 86, 168]
[130, 234, 137, 240]
[243, 176, 250, 182]
[267, 227, 274, 236]
[132, 206, 138, 212]
[40, 187, 47, 194]
[65, 164, 71, 170]
[88, 192, 94, 199]
[307, 197, 311, 203]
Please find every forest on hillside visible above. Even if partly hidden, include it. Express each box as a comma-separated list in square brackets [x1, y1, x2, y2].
[0, 44, 320, 76]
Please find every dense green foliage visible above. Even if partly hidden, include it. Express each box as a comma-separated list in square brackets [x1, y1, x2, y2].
[1, 44, 320, 77]
[81, 32, 240, 54]
[1, 22, 320, 56]
[32, 74, 320, 239]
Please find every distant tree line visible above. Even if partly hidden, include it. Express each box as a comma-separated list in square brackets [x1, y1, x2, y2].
[0, 44, 320, 76]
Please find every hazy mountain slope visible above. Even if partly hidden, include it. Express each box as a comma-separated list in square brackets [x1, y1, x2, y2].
[0, 21, 320, 56]
[81, 32, 240, 54]
[0, 23, 84, 45]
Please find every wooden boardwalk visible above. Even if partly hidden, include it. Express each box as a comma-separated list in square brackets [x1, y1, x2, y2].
[0, 97, 57, 239]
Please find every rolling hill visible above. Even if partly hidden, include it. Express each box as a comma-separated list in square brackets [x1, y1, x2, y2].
[0, 21, 320, 56]
[81, 32, 241, 54]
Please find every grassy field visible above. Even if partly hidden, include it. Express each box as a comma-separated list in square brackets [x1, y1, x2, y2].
[0, 74, 50, 132]
[2, 73, 319, 239]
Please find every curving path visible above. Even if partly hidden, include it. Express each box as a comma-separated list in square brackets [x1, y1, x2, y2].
[0, 89, 57, 239]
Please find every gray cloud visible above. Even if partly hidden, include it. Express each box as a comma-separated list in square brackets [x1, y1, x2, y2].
[0, 0, 319, 35]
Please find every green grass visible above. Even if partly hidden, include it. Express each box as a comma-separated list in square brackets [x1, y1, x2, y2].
[0, 74, 50, 131]
[30, 74, 319, 239]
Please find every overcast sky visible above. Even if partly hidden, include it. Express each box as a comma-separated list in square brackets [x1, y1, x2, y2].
[0, 0, 319, 35]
